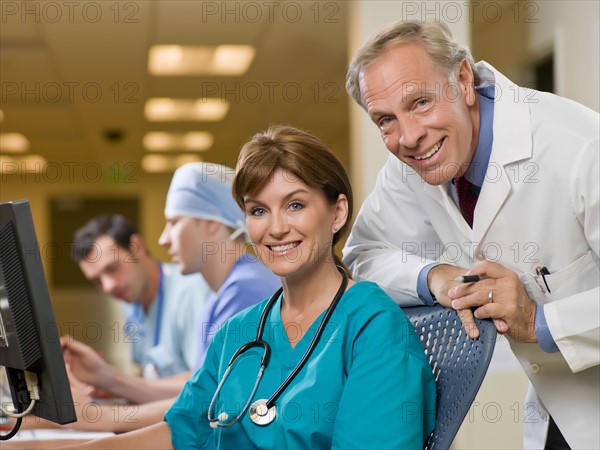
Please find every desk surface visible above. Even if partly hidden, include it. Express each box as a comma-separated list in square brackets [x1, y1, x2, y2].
[1, 429, 114, 449]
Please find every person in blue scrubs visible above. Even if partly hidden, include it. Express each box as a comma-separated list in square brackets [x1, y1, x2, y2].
[63, 214, 211, 404]
[158, 162, 281, 371]
[58, 163, 278, 434]
[71, 127, 435, 448]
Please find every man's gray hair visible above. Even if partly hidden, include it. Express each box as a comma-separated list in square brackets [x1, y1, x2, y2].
[346, 20, 480, 110]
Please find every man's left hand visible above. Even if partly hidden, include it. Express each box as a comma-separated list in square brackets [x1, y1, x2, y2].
[448, 261, 538, 343]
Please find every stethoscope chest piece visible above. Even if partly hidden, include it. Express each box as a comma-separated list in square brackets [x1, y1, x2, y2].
[208, 268, 348, 429]
[249, 399, 276, 426]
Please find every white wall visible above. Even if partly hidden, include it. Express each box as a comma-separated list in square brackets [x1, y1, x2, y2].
[529, 1, 599, 112]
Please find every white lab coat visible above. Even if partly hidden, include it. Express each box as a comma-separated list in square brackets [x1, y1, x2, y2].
[343, 62, 599, 449]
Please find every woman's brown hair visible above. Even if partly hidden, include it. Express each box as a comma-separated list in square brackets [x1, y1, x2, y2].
[233, 125, 353, 272]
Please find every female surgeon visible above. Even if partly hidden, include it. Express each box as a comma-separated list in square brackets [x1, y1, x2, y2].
[69, 125, 436, 449]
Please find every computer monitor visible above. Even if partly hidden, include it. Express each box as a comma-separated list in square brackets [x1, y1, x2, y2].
[0, 199, 76, 428]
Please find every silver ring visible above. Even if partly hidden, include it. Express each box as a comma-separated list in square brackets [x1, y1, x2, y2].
[488, 289, 494, 304]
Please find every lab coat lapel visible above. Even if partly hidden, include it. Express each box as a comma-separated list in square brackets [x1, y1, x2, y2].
[423, 182, 471, 237]
[420, 63, 533, 243]
[472, 63, 533, 243]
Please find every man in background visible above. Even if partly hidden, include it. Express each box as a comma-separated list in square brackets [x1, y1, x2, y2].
[62, 214, 211, 403]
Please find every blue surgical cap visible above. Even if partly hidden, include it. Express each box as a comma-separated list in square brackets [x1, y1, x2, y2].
[165, 162, 246, 239]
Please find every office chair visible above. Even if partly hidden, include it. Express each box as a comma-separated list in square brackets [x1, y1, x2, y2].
[402, 304, 497, 450]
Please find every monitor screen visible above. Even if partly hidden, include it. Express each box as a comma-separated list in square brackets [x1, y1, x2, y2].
[0, 199, 76, 425]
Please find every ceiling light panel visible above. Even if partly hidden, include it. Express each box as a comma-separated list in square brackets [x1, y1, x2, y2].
[0, 133, 30, 153]
[0, 154, 47, 173]
[182, 132, 214, 150]
[141, 154, 203, 173]
[148, 45, 255, 76]
[143, 131, 213, 151]
[212, 45, 256, 75]
[145, 98, 229, 122]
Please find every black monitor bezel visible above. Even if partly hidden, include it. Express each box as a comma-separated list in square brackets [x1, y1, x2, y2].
[0, 199, 76, 425]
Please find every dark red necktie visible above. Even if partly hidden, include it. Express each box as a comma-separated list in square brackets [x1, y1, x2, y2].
[455, 177, 479, 228]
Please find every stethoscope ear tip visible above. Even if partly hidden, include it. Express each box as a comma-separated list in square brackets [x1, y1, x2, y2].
[210, 412, 229, 428]
[208, 268, 348, 429]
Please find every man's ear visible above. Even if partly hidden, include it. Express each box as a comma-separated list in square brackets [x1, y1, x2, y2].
[457, 59, 477, 107]
[129, 233, 148, 260]
[203, 219, 224, 238]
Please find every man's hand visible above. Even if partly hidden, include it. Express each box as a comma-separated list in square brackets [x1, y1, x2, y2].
[60, 336, 115, 390]
[448, 261, 538, 343]
[428, 264, 481, 339]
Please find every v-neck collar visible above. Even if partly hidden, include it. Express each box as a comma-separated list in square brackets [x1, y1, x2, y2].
[269, 294, 328, 357]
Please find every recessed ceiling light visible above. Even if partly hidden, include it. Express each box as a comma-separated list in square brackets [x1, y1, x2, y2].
[182, 132, 213, 151]
[212, 45, 256, 75]
[145, 98, 229, 121]
[175, 154, 203, 166]
[150, 45, 185, 68]
[148, 45, 255, 76]
[143, 132, 176, 151]
[0, 154, 47, 173]
[0, 133, 30, 153]
[0, 155, 16, 172]
[143, 131, 213, 152]
[144, 98, 176, 120]
[141, 154, 203, 173]
[21, 155, 48, 171]
[193, 99, 229, 121]
[141, 154, 171, 173]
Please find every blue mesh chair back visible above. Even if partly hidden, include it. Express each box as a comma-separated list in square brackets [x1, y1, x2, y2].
[402, 304, 497, 450]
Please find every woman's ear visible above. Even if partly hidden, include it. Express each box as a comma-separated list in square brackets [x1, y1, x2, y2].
[331, 194, 349, 234]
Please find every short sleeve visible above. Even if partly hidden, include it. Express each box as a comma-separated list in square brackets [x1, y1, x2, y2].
[165, 333, 221, 449]
[331, 307, 436, 449]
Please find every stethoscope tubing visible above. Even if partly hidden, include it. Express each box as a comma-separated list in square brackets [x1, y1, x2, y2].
[207, 266, 348, 428]
[264, 269, 348, 409]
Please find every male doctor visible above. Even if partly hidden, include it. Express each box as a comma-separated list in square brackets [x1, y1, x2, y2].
[343, 20, 599, 449]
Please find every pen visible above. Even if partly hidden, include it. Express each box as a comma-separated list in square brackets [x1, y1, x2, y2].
[452, 275, 483, 283]
[535, 266, 551, 293]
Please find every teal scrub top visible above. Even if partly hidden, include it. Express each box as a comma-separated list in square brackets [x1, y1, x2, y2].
[165, 281, 436, 449]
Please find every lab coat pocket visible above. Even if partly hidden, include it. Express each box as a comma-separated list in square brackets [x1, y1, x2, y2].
[544, 250, 600, 301]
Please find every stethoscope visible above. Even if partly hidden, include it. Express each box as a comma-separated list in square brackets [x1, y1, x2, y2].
[207, 267, 348, 428]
